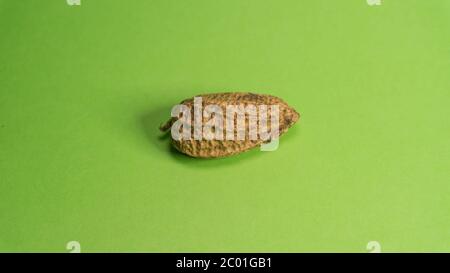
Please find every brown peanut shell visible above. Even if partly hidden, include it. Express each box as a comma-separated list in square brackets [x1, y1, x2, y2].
[159, 92, 299, 158]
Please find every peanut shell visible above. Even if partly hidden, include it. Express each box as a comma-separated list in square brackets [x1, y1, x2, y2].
[159, 92, 299, 158]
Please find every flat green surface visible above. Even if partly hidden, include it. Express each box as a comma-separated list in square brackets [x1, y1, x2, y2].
[0, 0, 449, 252]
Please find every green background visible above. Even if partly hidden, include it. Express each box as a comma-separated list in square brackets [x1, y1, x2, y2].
[0, 0, 449, 252]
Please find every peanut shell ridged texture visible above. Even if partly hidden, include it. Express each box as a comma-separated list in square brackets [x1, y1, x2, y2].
[160, 92, 299, 158]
